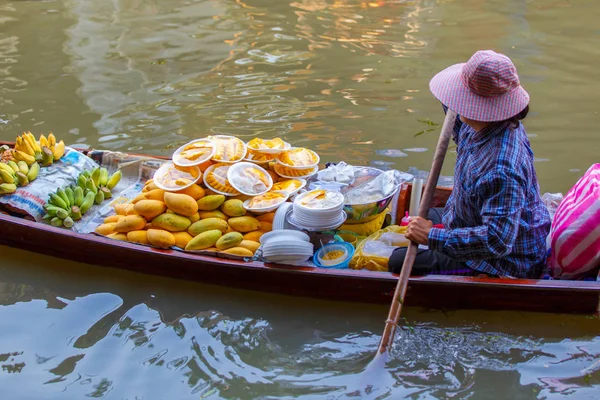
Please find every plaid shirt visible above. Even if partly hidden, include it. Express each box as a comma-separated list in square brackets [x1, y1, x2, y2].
[428, 116, 551, 278]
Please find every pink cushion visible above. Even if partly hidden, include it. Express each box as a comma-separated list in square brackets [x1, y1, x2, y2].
[550, 164, 600, 279]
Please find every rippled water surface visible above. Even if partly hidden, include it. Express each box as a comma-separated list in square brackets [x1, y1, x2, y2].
[1, 0, 600, 398]
[1, 247, 600, 399]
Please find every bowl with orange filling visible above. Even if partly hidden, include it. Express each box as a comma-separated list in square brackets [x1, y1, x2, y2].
[276, 147, 320, 169]
[153, 162, 202, 191]
[203, 163, 241, 196]
[227, 162, 273, 196]
[243, 191, 289, 213]
[208, 135, 247, 163]
[246, 137, 291, 154]
[172, 138, 215, 167]
[273, 163, 318, 179]
[270, 178, 306, 196]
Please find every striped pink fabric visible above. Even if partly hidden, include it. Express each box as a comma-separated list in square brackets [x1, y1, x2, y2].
[429, 50, 530, 122]
[549, 164, 600, 279]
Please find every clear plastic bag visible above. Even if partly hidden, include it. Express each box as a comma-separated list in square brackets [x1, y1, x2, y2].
[349, 225, 408, 272]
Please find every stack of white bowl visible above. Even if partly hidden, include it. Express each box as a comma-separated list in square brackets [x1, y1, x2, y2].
[260, 230, 313, 264]
[291, 190, 346, 230]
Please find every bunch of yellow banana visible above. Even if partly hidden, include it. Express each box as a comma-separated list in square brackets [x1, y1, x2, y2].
[13, 132, 65, 167]
[0, 160, 40, 194]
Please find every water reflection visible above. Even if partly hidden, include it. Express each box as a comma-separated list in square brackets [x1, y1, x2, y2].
[0, 247, 599, 398]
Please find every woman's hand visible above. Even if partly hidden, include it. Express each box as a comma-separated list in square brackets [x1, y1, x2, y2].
[405, 217, 433, 245]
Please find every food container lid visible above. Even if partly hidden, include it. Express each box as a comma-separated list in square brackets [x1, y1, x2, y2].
[242, 190, 289, 213]
[273, 163, 318, 179]
[153, 162, 201, 191]
[203, 163, 240, 196]
[227, 162, 273, 196]
[172, 138, 215, 167]
[208, 135, 247, 163]
[246, 137, 291, 154]
[276, 147, 320, 169]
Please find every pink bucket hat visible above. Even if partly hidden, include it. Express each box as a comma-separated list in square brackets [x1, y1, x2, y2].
[429, 50, 530, 122]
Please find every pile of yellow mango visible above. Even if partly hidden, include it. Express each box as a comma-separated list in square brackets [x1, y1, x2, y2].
[95, 179, 275, 257]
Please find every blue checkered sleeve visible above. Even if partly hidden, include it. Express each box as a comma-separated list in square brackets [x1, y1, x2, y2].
[428, 169, 525, 261]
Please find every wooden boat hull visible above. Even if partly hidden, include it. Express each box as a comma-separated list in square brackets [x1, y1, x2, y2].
[1, 213, 599, 315]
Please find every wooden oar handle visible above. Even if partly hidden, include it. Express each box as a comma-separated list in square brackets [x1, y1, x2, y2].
[376, 109, 457, 355]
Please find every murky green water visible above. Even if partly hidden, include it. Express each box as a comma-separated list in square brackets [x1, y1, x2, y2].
[1, 0, 600, 398]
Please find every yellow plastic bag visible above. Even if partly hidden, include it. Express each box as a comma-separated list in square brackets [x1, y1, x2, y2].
[339, 208, 389, 237]
[349, 225, 408, 272]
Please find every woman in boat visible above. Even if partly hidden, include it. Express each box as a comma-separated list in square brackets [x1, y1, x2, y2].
[389, 50, 551, 279]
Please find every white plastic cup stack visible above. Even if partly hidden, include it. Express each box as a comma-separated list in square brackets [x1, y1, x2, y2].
[291, 190, 345, 229]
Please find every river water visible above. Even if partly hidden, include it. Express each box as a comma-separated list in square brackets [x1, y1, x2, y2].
[1, 0, 599, 398]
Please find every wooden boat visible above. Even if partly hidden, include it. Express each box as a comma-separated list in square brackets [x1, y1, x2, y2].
[1, 144, 599, 315]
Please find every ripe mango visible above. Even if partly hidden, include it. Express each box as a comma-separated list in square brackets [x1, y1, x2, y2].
[221, 199, 246, 217]
[255, 212, 275, 223]
[188, 217, 229, 236]
[151, 213, 191, 232]
[172, 231, 193, 249]
[107, 232, 128, 241]
[131, 193, 146, 204]
[243, 231, 265, 242]
[238, 240, 260, 253]
[228, 216, 261, 232]
[144, 189, 166, 201]
[127, 230, 150, 245]
[114, 215, 147, 233]
[198, 210, 228, 220]
[204, 247, 219, 252]
[196, 194, 225, 211]
[104, 215, 121, 224]
[143, 180, 159, 192]
[215, 232, 243, 250]
[134, 199, 167, 220]
[221, 247, 254, 257]
[114, 203, 135, 216]
[95, 222, 116, 236]
[147, 229, 176, 249]
[189, 212, 200, 223]
[185, 229, 222, 251]
[175, 184, 205, 200]
[164, 192, 198, 217]
[259, 221, 273, 232]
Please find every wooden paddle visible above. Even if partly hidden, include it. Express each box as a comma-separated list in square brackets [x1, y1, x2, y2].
[360, 109, 458, 389]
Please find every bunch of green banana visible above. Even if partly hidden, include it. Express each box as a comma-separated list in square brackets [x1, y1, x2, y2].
[0, 160, 40, 194]
[43, 166, 122, 228]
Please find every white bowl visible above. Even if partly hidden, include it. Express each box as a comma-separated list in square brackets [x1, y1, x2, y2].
[247, 140, 291, 154]
[227, 161, 273, 196]
[153, 162, 201, 191]
[242, 191, 289, 213]
[172, 138, 215, 167]
[293, 190, 345, 212]
[260, 229, 310, 245]
[263, 255, 312, 264]
[273, 164, 319, 179]
[275, 147, 320, 170]
[209, 135, 247, 163]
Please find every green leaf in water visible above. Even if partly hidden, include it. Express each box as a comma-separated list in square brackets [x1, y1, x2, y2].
[413, 128, 435, 138]
[201, 388, 218, 398]
[417, 118, 440, 126]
